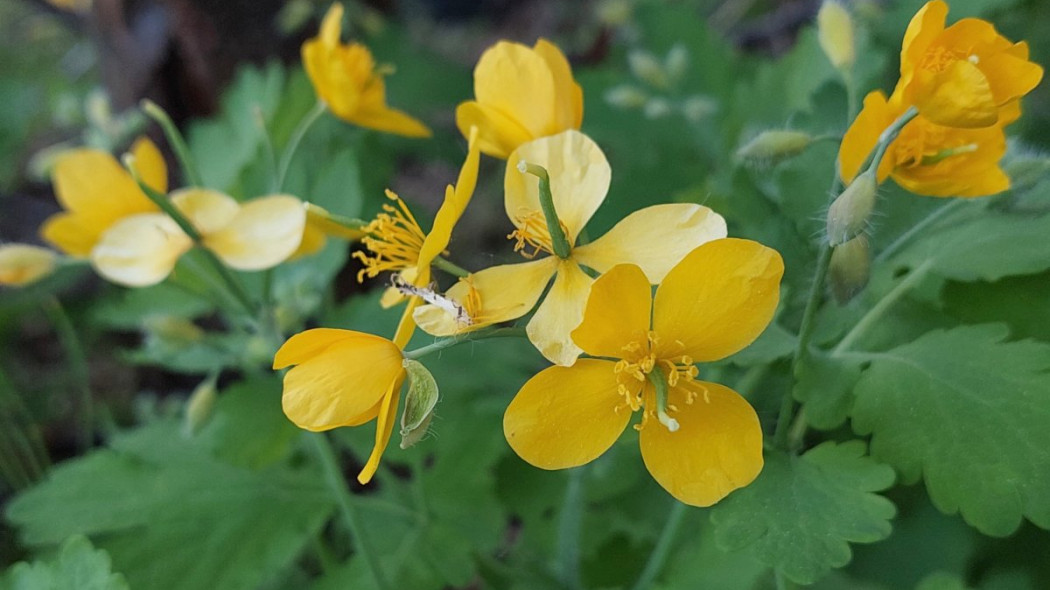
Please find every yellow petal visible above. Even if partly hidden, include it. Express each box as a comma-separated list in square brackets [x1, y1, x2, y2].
[291, 221, 327, 258]
[917, 59, 997, 128]
[571, 264, 652, 359]
[639, 380, 763, 507]
[170, 188, 240, 235]
[473, 41, 558, 140]
[318, 3, 343, 47]
[40, 213, 96, 257]
[52, 148, 152, 218]
[653, 239, 783, 362]
[350, 102, 432, 138]
[0, 244, 58, 286]
[574, 204, 727, 283]
[129, 136, 168, 194]
[504, 359, 630, 469]
[839, 91, 894, 184]
[505, 130, 610, 242]
[357, 373, 404, 484]
[533, 39, 584, 131]
[980, 51, 1044, 106]
[90, 213, 192, 287]
[456, 102, 533, 159]
[527, 260, 594, 366]
[416, 127, 479, 270]
[899, 0, 948, 85]
[204, 195, 307, 271]
[278, 329, 405, 431]
[414, 257, 557, 336]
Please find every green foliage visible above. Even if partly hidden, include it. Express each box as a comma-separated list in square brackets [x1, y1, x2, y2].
[1, 536, 128, 590]
[711, 441, 896, 584]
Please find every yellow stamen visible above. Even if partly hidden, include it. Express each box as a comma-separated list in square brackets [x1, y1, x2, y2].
[352, 190, 427, 282]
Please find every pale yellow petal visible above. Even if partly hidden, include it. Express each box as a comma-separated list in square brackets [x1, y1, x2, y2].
[204, 195, 307, 271]
[653, 239, 783, 362]
[574, 204, 727, 283]
[571, 264, 652, 359]
[505, 130, 610, 242]
[90, 213, 192, 287]
[533, 38, 584, 130]
[473, 41, 558, 139]
[170, 188, 240, 235]
[129, 136, 168, 194]
[527, 260, 594, 366]
[504, 360, 630, 469]
[0, 244, 58, 286]
[456, 102, 533, 159]
[639, 380, 763, 507]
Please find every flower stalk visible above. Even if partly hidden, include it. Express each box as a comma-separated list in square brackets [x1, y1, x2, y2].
[518, 161, 572, 259]
[141, 99, 203, 187]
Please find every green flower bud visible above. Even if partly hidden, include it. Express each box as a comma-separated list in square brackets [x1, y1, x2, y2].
[736, 130, 814, 166]
[829, 235, 870, 304]
[826, 171, 877, 246]
[183, 376, 218, 436]
[400, 359, 440, 449]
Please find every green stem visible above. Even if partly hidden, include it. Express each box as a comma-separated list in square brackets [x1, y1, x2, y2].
[866, 106, 920, 175]
[518, 162, 572, 259]
[786, 407, 808, 451]
[630, 500, 688, 590]
[833, 260, 934, 355]
[432, 256, 469, 278]
[556, 466, 585, 590]
[44, 297, 93, 451]
[404, 326, 527, 360]
[309, 433, 390, 590]
[141, 99, 203, 187]
[874, 199, 967, 264]
[277, 101, 327, 192]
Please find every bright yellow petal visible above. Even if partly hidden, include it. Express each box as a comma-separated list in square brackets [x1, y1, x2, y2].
[292, 221, 327, 258]
[318, 3, 343, 47]
[170, 188, 240, 235]
[129, 136, 168, 194]
[473, 41, 559, 139]
[839, 91, 895, 184]
[533, 38, 584, 131]
[505, 130, 610, 242]
[504, 360, 630, 469]
[279, 330, 404, 431]
[571, 264, 652, 359]
[416, 127, 479, 269]
[639, 380, 763, 507]
[527, 260, 594, 366]
[40, 213, 96, 257]
[0, 244, 58, 286]
[414, 257, 558, 336]
[917, 59, 997, 128]
[90, 213, 192, 287]
[204, 195, 306, 271]
[574, 204, 727, 283]
[51, 148, 152, 217]
[456, 102, 533, 159]
[350, 103, 432, 138]
[357, 373, 404, 484]
[980, 51, 1044, 106]
[653, 239, 783, 362]
[899, 0, 947, 86]
[274, 327, 361, 370]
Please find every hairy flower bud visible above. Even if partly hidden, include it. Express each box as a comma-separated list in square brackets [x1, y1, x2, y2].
[184, 376, 218, 436]
[827, 171, 877, 246]
[736, 130, 814, 166]
[829, 235, 870, 303]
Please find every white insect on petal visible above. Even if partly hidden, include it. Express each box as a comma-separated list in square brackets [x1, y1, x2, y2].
[390, 274, 474, 327]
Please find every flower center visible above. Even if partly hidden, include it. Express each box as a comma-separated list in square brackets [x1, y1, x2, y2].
[611, 331, 699, 432]
[353, 190, 428, 282]
[507, 208, 571, 259]
[893, 121, 976, 170]
[919, 45, 966, 74]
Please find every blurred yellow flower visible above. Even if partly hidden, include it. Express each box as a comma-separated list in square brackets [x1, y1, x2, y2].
[302, 3, 431, 137]
[293, 203, 367, 258]
[41, 137, 167, 257]
[817, 1, 855, 70]
[0, 244, 58, 286]
[414, 130, 727, 366]
[504, 239, 783, 506]
[839, 90, 1009, 197]
[457, 39, 583, 159]
[896, 0, 1042, 128]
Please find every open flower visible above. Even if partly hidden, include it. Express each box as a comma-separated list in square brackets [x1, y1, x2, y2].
[274, 129, 480, 484]
[839, 90, 1009, 197]
[41, 137, 167, 257]
[0, 244, 59, 286]
[302, 3, 430, 137]
[896, 0, 1042, 128]
[457, 39, 583, 159]
[414, 130, 727, 366]
[504, 238, 783, 506]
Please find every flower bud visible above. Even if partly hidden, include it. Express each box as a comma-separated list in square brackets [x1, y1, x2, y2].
[0, 244, 58, 287]
[826, 171, 877, 246]
[628, 50, 668, 89]
[736, 130, 814, 166]
[604, 85, 649, 110]
[400, 359, 439, 449]
[817, 1, 856, 71]
[183, 376, 218, 436]
[829, 235, 870, 304]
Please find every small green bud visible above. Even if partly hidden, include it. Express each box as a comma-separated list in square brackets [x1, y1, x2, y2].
[604, 85, 649, 109]
[817, 1, 856, 71]
[628, 50, 668, 89]
[183, 376, 218, 436]
[736, 130, 814, 166]
[400, 359, 439, 449]
[826, 171, 877, 246]
[829, 235, 870, 304]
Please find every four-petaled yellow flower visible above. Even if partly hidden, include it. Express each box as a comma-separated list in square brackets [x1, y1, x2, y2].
[303, 3, 431, 137]
[457, 39, 583, 159]
[896, 0, 1042, 128]
[504, 238, 784, 506]
[414, 129, 727, 366]
[274, 128, 480, 484]
[0, 244, 58, 287]
[839, 89, 1009, 197]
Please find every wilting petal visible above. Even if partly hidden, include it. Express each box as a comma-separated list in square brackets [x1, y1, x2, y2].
[839, 91, 895, 184]
[653, 239, 783, 362]
[278, 329, 405, 431]
[572, 264, 652, 359]
[639, 380, 763, 507]
[171, 188, 240, 235]
[574, 204, 727, 283]
[533, 39, 584, 130]
[504, 360, 630, 469]
[473, 41, 558, 140]
[527, 260, 594, 366]
[129, 137, 168, 194]
[204, 195, 306, 271]
[505, 130, 610, 242]
[90, 213, 192, 287]
[917, 59, 997, 128]
[0, 244, 58, 286]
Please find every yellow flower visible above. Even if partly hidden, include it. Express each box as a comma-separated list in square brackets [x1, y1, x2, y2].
[457, 39, 583, 159]
[293, 203, 367, 258]
[504, 238, 784, 506]
[273, 129, 480, 484]
[302, 3, 431, 137]
[896, 0, 1042, 128]
[0, 244, 58, 286]
[839, 90, 1009, 197]
[41, 137, 167, 257]
[92, 190, 308, 287]
[414, 130, 727, 366]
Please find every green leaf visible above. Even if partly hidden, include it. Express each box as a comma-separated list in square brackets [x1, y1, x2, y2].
[851, 324, 1050, 536]
[917, 572, 974, 590]
[5, 422, 333, 590]
[1, 535, 129, 590]
[793, 351, 864, 430]
[725, 321, 797, 367]
[710, 441, 896, 585]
